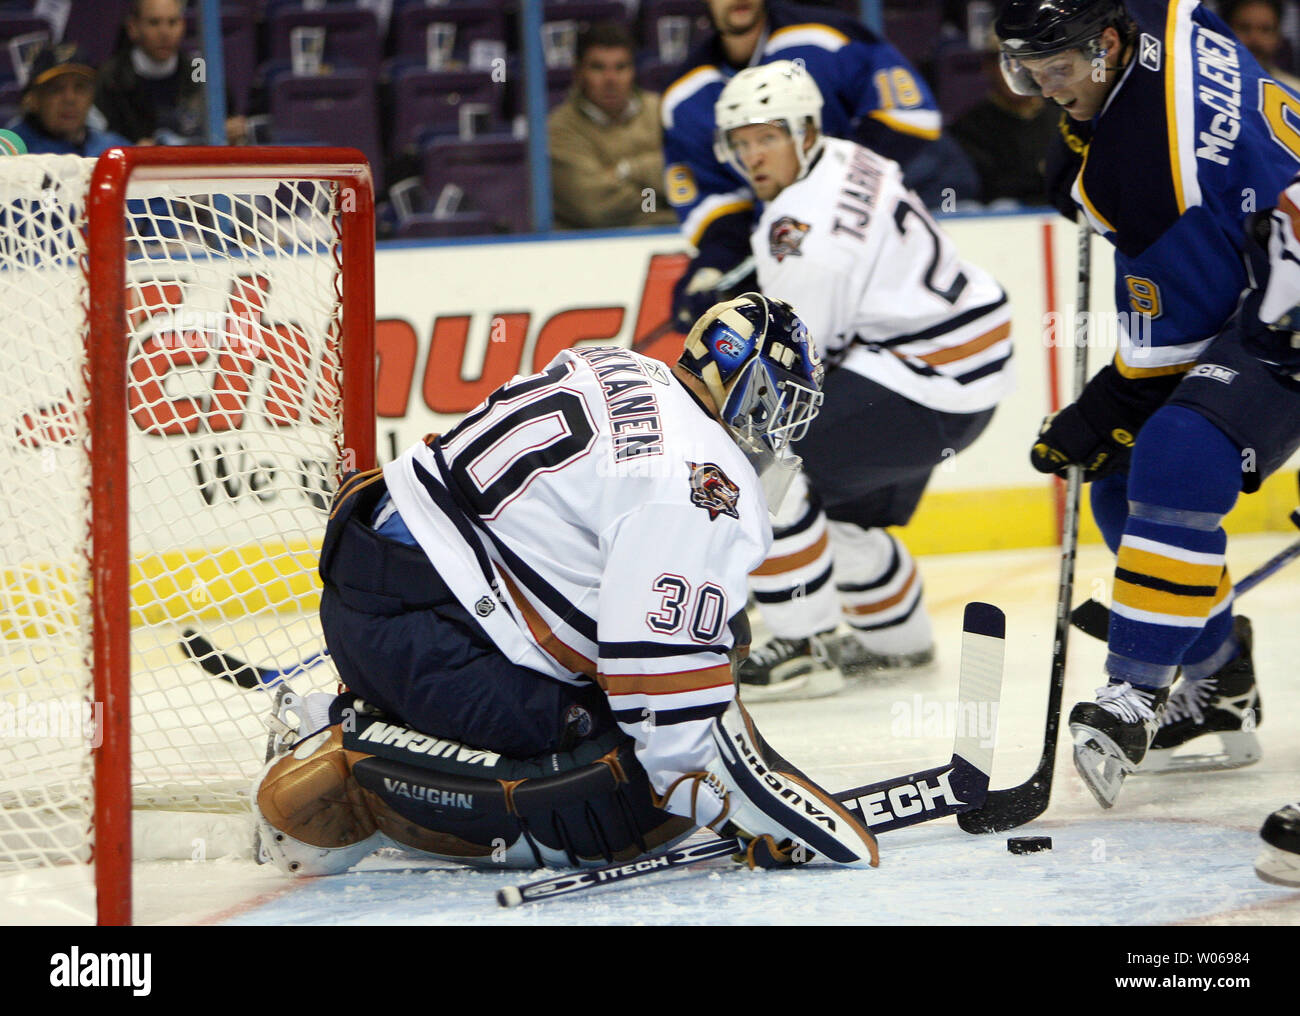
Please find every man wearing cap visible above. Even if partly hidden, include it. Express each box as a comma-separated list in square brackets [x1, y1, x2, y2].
[12, 44, 129, 156]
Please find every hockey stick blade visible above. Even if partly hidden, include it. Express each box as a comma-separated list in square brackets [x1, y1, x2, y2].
[1071, 509, 1300, 642]
[179, 629, 328, 689]
[958, 571, 1074, 833]
[837, 601, 1005, 831]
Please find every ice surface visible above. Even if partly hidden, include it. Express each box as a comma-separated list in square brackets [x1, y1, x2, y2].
[8, 536, 1300, 925]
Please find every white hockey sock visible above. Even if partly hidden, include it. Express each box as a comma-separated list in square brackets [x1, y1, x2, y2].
[828, 522, 932, 654]
[751, 474, 838, 638]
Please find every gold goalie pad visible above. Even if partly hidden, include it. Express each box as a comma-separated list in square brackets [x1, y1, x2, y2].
[255, 727, 377, 850]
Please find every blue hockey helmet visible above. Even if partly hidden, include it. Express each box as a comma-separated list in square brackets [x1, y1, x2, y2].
[996, 0, 1129, 95]
[678, 293, 823, 505]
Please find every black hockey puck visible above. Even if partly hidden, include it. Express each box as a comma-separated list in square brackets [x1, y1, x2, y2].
[1007, 836, 1052, 854]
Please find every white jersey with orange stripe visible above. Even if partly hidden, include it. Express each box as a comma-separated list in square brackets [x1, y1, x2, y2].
[752, 138, 1013, 414]
[381, 346, 771, 821]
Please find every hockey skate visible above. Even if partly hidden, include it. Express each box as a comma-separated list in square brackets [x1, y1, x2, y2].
[1142, 617, 1261, 774]
[1069, 682, 1169, 808]
[829, 630, 936, 678]
[254, 688, 337, 865]
[1255, 803, 1300, 887]
[737, 630, 844, 701]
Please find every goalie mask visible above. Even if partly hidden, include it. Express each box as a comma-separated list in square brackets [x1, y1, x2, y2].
[713, 60, 825, 186]
[678, 293, 823, 510]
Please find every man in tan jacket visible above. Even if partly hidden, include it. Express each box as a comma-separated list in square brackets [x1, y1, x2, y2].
[549, 21, 677, 229]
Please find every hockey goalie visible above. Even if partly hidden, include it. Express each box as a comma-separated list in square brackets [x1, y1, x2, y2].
[252, 295, 879, 875]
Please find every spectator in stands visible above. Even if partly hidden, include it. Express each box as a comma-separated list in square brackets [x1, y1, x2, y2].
[11, 44, 129, 156]
[95, 0, 248, 145]
[1220, 0, 1300, 92]
[949, 33, 1059, 207]
[549, 21, 677, 230]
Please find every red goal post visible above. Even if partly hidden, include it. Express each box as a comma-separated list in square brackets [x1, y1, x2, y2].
[0, 147, 374, 925]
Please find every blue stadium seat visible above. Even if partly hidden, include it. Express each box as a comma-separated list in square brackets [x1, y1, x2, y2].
[636, 0, 712, 65]
[420, 134, 530, 234]
[62, 0, 131, 67]
[883, 0, 943, 70]
[935, 45, 989, 125]
[268, 68, 384, 189]
[387, 62, 505, 153]
[268, 5, 381, 78]
[0, 12, 50, 85]
[390, 1, 508, 70]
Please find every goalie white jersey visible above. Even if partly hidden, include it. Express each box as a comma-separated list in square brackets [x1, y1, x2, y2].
[753, 137, 1013, 414]
[382, 346, 771, 817]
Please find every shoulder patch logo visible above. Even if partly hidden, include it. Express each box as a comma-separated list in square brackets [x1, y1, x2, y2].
[1140, 33, 1161, 72]
[687, 461, 741, 520]
[769, 216, 811, 262]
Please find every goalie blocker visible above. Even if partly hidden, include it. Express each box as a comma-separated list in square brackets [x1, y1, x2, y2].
[253, 694, 877, 876]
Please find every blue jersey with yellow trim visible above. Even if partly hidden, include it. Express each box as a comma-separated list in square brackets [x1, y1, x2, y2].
[661, 1, 941, 265]
[1071, 0, 1300, 377]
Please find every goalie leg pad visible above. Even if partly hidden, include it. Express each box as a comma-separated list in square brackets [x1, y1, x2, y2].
[352, 738, 694, 868]
[707, 701, 879, 868]
[253, 727, 386, 876]
[257, 704, 695, 873]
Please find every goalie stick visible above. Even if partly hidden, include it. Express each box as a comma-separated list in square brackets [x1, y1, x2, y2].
[497, 601, 1006, 908]
[1069, 506, 1300, 641]
[179, 629, 328, 689]
[956, 223, 1092, 836]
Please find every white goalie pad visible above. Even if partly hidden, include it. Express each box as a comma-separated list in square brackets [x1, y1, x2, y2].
[705, 701, 878, 867]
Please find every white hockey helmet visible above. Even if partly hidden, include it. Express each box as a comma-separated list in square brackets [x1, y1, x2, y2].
[713, 60, 825, 185]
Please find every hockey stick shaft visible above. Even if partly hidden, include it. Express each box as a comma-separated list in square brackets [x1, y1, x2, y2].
[1070, 507, 1300, 640]
[958, 224, 1091, 834]
[179, 629, 328, 689]
[500, 603, 1006, 906]
[497, 836, 743, 907]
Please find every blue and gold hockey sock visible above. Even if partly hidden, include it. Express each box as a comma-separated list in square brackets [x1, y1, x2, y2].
[1106, 407, 1241, 689]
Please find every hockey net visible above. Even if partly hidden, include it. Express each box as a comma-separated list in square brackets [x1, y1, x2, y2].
[0, 148, 374, 924]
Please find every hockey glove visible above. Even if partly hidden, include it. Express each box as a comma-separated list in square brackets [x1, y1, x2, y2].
[1241, 198, 1300, 373]
[672, 262, 757, 332]
[1029, 361, 1179, 481]
[1249, 190, 1300, 329]
[1030, 404, 1133, 480]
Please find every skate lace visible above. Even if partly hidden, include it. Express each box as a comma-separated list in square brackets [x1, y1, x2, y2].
[1094, 682, 1158, 724]
[1163, 677, 1215, 726]
[749, 636, 805, 668]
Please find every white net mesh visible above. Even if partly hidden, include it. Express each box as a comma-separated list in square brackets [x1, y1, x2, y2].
[0, 155, 357, 879]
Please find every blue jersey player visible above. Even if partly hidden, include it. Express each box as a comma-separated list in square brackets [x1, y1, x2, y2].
[662, 1, 962, 329]
[996, 0, 1300, 807]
